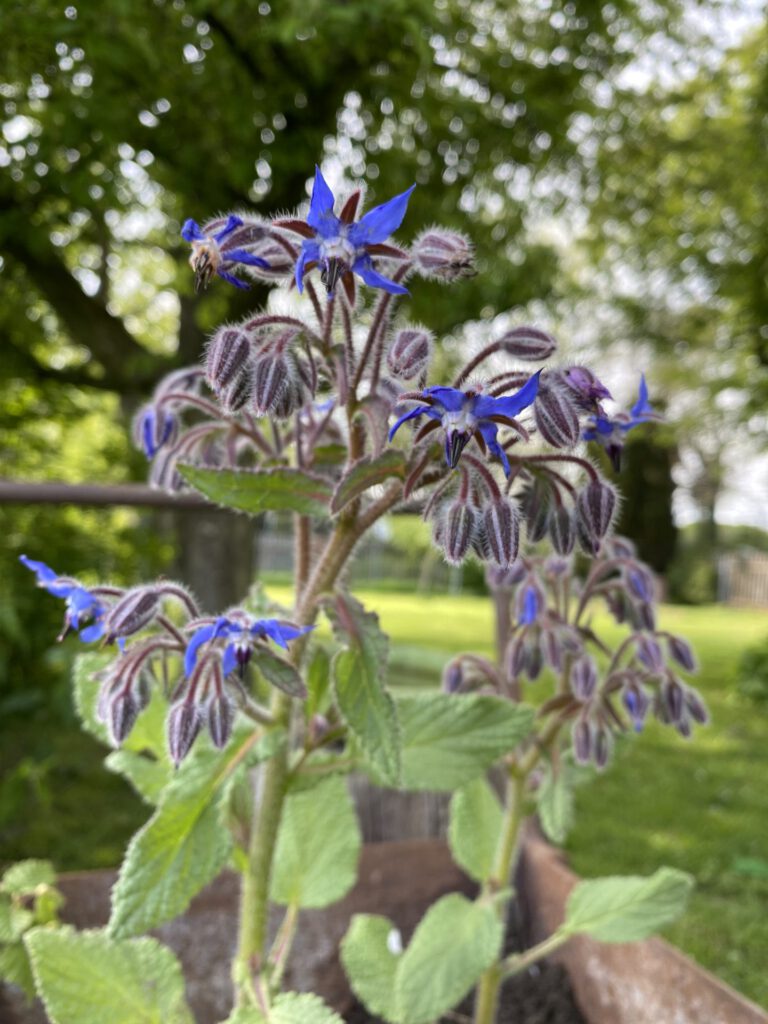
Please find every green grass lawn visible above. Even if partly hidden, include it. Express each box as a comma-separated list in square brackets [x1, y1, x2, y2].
[2, 588, 766, 1005]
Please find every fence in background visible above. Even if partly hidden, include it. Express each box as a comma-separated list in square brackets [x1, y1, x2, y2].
[719, 552, 768, 607]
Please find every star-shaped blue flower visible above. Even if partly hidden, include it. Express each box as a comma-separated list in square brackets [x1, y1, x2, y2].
[583, 374, 658, 471]
[279, 167, 415, 301]
[388, 373, 541, 477]
[20, 556, 107, 642]
[185, 613, 314, 677]
[181, 215, 269, 290]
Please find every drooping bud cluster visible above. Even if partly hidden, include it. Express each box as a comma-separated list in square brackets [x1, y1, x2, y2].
[411, 228, 475, 282]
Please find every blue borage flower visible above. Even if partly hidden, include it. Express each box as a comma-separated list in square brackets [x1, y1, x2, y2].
[20, 555, 107, 642]
[582, 374, 658, 471]
[389, 373, 541, 477]
[276, 166, 415, 303]
[185, 613, 314, 678]
[181, 214, 269, 290]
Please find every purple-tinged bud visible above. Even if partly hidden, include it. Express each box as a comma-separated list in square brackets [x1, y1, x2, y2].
[633, 601, 656, 632]
[563, 366, 612, 408]
[623, 681, 650, 732]
[505, 634, 528, 680]
[570, 657, 598, 701]
[667, 635, 697, 673]
[523, 633, 543, 681]
[442, 660, 464, 694]
[609, 536, 636, 559]
[661, 677, 685, 724]
[108, 689, 139, 745]
[309, 713, 331, 745]
[676, 715, 692, 739]
[515, 578, 544, 626]
[207, 692, 234, 749]
[542, 628, 563, 672]
[219, 372, 252, 414]
[270, 373, 306, 420]
[484, 500, 520, 568]
[625, 564, 654, 602]
[486, 559, 526, 591]
[684, 687, 708, 725]
[167, 701, 202, 765]
[521, 480, 551, 543]
[576, 514, 600, 556]
[636, 634, 664, 674]
[134, 406, 178, 460]
[103, 587, 160, 644]
[252, 349, 291, 416]
[412, 228, 475, 282]
[440, 501, 476, 565]
[572, 717, 593, 765]
[577, 479, 617, 540]
[205, 326, 252, 392]
[534, 379, 581, 448]
[544, 555, 571, 578]
[387, 327, 433, 380]
[497, 326, 557, 362]
[549, 506, 576, 556]
[135, 673, 152, 712]
[594, 725, 612, 770]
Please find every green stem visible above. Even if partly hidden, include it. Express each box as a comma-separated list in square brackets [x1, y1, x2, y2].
[501, 930, 570, 978]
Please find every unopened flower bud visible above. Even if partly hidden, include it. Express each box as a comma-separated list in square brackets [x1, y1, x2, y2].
[206, 326, 252, 392]
[515, 579, 544, 626]
[505, 633, 527, 681]
[594, 725, 612, 770]
[168, 701, 202, 765]
[636, 634, 664, 674]
[309, 713, 331, 745]
[219, 372, 252, 413]
[609, 536, 636, 559]
[486, 560, 526, 590]
[570, 656, 598, 701]
[440, 501, 476, 565]
[684, 687, 708, 725]
[563, 366, 612, 408]
[103, 587, 160, 644]
[626, 565, 654, 602]
[520, 480, 551, 543]
[633, 601, 656, 632]
[623, 681, 650, 732]
[523, 633, 543, 681]
[252, 349, 291, 416]
[412, 228, 475, 282]
[134, 405, 177, 459]
[496, 326, 557, 362]
[108, 689, 139, 745]
[572, 717, 593, 764]
[549, 506, 576, 555]
[484, 500, 520, 568]
[442, 660, 464, 694]
[661, 677, 685, 724]
[270, 372, 306, 420]
[387, 327, 433, 380]
[534, 379, 580, 448]
[576, 513, 600, 556]
[542, 628, 563, 671]
[207, 692, 234, 749]
[577, 479, 617, 540]
[667, 635, 697, 673]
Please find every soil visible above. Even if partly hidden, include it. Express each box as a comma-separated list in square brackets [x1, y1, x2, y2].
[344, 901, 587, 1024]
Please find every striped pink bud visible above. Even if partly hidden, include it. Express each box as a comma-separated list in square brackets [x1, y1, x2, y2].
[207, 692, 234, 749]
[534, 379, 580, 448]
[103, 587, 160, 644]
[412, 229, 475, 282]
[497, 326, 557, 362]
[387, 327, 433, 380]
[483, 500, 520, 568]
[167, 701, 202, 765]
[440, 501, 476, 565]
[205, 326, 252, 392]
[548, 506, 576, 555]
[576, 479, 617, 540]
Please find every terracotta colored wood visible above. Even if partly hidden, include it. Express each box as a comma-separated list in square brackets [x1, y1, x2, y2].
[517, 822, 768, 1024]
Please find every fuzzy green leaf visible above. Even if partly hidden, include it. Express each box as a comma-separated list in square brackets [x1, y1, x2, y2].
[179, 464, 332, 517]
[2, 860, 56, 895]
[25, 927, 193, 1024]
[105, 750, 171, 805]
[340, 914, 400, 1021]
[448, 779, 504, 883]
[537, 762, 576, 845]
[222, 992, 344, 1024]
[307, 645, 331, 717]
[271, 776, 361, 908]
[330, 450, 406, 514]
[562, 867, 695, 942]
[0, 941, 36, 1000]
[394, 694, 535, 791]
[252, 647, 307, 699]
[326, 593, 400, 786]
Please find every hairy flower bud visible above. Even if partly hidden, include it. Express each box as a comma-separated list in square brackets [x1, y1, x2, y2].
[542, 628, 563, 671]
[252, 348, 291, 416]
[520, 479, 551, 543]
[496, 326, 557, 362]
[636, 633, 664, 674]
[505, 633, 528, 680]
[103, 587, 160, 644]
[440, 501, 476, 565]
[483, 500, 520, 568]
[167, 701, 202, 765]
[667, 635, 697, 673]
[133, 405, 178, 460]
[684, 687, 709, 725]
[661, 677, 685, 724]
[563, 366, 612, 409]
[572, 716, 593, 765]
[548, 506, 576, 555]
[515, 578, 545, 626]
[442, 660, 464, 694]
[570, 656, 598, 701]
[219, 372, 252, 413]
[577, 479, 617, 540]
[576, 513, 600, 556]
[625, 564, 654, 602]
[623, 680, 650, 732]
[387, 327, 433, 380]
[108, 689, 139, 745]
[534, 379, 581, 448]
[207, 692, 234, 749]
[412, 228, 475, 282]
[594, 725, 612, 770]
[206, 326, 252, 392]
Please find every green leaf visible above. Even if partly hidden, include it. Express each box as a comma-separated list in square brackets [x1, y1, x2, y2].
[105, 750, 171, 805]
[307, 645, 331, 717]
[0, 899, 14, 942]
[562, 867, 695, 942]
[448, 779, 503, 883]
[222, 992, 344, 1024]
[25, 927, 193, 1024]
[536, 761, 575, 845]
[340, 914, 400, 1021]
[109, 727, 277, 937]
[0, 941, 36, 1000]
[330, 450, 406, 514]
[343, 896, 503, 1024]
[2, 859, 56, 895]
[252, 647, 307, 699]
[179, 464, 332, 517]
[326, 593, 400, 786]
[395, 895, 503, 1023]
[72, 651, 113, 744]
[393, 694, 535, 791]
[271, 776, 361, 909]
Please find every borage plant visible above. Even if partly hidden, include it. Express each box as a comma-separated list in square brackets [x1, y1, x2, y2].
[10, 165, 701, 1024]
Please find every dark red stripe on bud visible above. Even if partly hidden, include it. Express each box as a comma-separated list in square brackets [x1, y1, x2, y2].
[497, 326, 557, 362]
[103, 587, 160, 643]
[483, 500, 520, 568]
[576, 479, 617, 540]
[108, 689, 140, 745]
[521, 480, 551, 543]
[207, 692, 234, 749]
[440, 501, 477, 565]
[412, 229, 475, 282]
[387, 327, 433, 380]
[548, 506, 576, 555]
[570, 656, 598, 701]
[167, 701, 203, 765]
[534, 380, 581, 448]
[206, 327, 252, 392]
[252, 349, 291, 416]
[219, 373, 252, 413]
